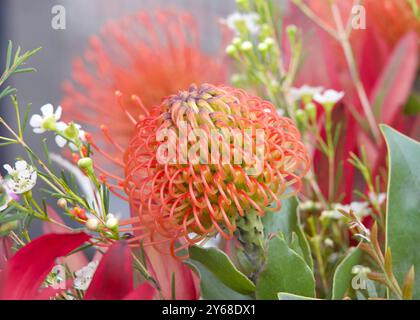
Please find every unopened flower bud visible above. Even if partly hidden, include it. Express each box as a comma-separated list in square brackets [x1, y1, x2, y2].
[235, 0, 249, 9]
[105, 215, 119, 229]
[286, 24, 298, 42]
[240, 41, 253, 52]
[64, 122, 80, 140]
[57, 198, 68, 209]
[305, 102, 317, 121]
[226, 44, 237, 56]
[264, 37, 275, 47]
[77, 157, 93, 172]
[86, 218, 99, 231]
[232, 37, 242, 46]
[257, 42, 269, 52]
[295, 109, 307, 125]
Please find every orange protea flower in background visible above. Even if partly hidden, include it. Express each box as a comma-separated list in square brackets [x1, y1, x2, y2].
[122, 84, 310, 257]
[61, 10, 228, 168]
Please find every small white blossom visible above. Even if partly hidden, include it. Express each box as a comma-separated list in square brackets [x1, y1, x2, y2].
[3, 160, 37, 194]
[55, 122, 86, 150]
[320, 209, 342, 220]
[324, 238, 334, 247]
[225, 12, 260, 36]
[313, 89, 345, 106]
[368, 192, 386, 206]
[321, 201, 371, 221]
[0, 177, 15, 211]
[74, 261, 98, 291]
[29, 104, 62, 134]
[290, 85, 324, 102]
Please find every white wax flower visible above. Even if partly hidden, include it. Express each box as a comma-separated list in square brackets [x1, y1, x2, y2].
[74, 261, 99, 291]
[290, 85, 324, 102]
[3, 160, 37, 194]
[313, 89, 345, 106]
[29, 104, 62, 133]
[226, 12, 260, 36]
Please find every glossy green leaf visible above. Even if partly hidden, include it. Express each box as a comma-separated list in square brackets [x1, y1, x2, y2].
[262, 196, 313, 270]
[256, 236, 315, 300]
[331, 246, 363, 300]
[187, 245, 255, 296]
[382, 125, 420, 299]
[278, 292, 320, 300]
[185, 260, 253, 300]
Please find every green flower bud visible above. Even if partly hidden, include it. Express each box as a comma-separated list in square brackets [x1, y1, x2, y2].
[226, 44, 237, 56]
[232, 37, 242, 47]
[240, 41, 253, 52]
[257, 42, 269, 52]
[286, 24, 298, 43]
[259, 24, 271, 38]
[64, 122, 79, 140]
[77, 157, 93, 172]
[264, 37, 275, 47]
[305, 102, 317, 121]
[295, 109, 307, 125]
[235, 0, 249, 9]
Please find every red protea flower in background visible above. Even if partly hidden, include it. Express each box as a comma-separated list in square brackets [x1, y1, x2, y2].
[61, 10, 228, 167]
[365, 0, 420, 48]
[123, 84, 310, 257]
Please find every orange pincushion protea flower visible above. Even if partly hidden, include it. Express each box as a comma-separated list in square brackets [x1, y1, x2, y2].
[123, 84, 310, 257]
[61, 10, 227, 166]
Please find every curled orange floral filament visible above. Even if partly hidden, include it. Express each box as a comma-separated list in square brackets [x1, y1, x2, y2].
[122, 84, 310, 257]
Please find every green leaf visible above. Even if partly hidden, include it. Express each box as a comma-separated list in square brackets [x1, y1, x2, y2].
[262, 196, 313, 270]
[331, 246, 363, 300]
[404, 93, 420, 115]
[278, 292, 320, 300]
[381, 125, 420, 299]
[256, 236, 315, 300]
[187, 246, 256, 296]
[186, 260, 253, 300]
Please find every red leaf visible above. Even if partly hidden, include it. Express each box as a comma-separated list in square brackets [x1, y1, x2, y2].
[84, 241, 133, 300]
[370, 32, 419, 125]
[123, 282, 155, 300]
[42, 207, 89, 272]
[0, 232, 90, 300]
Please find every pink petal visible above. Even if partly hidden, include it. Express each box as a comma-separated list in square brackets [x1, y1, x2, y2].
[146, 245, 199, 300]
[0, 232, 90, 300]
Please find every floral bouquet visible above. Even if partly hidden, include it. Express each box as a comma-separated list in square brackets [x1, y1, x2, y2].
[0, 0, 420, 302]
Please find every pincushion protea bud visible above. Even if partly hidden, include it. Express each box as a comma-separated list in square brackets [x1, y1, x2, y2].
[123, 84, 310, 257]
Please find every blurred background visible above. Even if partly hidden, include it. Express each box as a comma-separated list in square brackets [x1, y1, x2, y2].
[0, 0, 235, 231]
